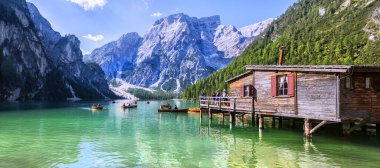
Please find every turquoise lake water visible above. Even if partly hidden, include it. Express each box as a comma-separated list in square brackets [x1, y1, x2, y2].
[0, 100, 380, 168]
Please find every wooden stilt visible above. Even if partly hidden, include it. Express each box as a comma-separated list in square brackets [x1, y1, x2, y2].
[258, 114, 263, 129]
[255, 114, 259, 126]
[361, 124, 367, 136]
[229, 112, 235, 124]
[272, 117, 276, 128]
[208, 109, 212, 120]
[251, 113, 255, 126]
[279, 117, 283, 128]
[342, 121, 351, 136]
[289, 118, 295, 129]
[304, 119, 312, 140]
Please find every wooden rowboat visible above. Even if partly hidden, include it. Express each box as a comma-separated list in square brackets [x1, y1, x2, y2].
[158, 108, 188, 112]
[188, 108, 200, 112]
[91, 105, 104, 110]
[121, 104, 137, 109]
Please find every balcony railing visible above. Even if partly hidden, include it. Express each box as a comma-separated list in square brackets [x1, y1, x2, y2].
[199, 97, 254, 112]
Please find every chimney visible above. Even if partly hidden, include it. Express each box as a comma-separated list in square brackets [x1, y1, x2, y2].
[278, 46, 285, 65]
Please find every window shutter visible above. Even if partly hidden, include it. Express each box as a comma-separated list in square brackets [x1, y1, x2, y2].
[240, 86, 244, 97]
[288, 74, 295, 97]
[271, 76, 277, 97]
[248, 85, 253, 97]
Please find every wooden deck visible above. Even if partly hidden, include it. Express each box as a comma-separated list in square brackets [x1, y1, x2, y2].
[199, 97, 254, 113]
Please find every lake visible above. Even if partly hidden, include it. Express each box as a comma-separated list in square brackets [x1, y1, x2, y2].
[0, 100, 379, 168]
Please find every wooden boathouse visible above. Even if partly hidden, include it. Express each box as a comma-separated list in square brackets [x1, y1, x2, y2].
[199, 65, 380, 138]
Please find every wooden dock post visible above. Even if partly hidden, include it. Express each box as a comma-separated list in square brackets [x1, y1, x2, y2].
[361, 124, 367, 136]
[229, 98, 236, 124]
[208, 109, 212, 120]
[258, 114, 264, 129]
[342, 121, 351, 136]
[251, 113, 255, 126]
[304, 119, 312, 139]
[229, 112, 235, 124]
[279, 117, 283, 128]
[289, 118, 295, 129]
[255, 114, 259, 126]
[251, 96, 255, 126]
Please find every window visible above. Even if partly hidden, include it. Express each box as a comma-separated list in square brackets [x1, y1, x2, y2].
[277, 75, 288, 96]
[241, 85, 252, 97]
[345, 77, 353, 89]
[271, 74, 294, 97]
[244, 85, 250, 97]
[365, 77, 371, 89]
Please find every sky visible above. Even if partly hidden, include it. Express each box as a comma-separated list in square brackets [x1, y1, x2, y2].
[27, 0, 298, 54]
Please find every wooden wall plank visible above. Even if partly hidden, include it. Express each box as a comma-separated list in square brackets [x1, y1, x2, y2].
[340, 73, 380, 122]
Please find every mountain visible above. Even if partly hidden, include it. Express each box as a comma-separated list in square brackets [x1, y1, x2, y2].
[85, 14, 273, 93]
[85, 33, 142, 80]
[183, 0, 380, 99]
[0, 0, 116, 101]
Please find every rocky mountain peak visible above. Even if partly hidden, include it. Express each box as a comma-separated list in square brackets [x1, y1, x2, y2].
[239, 18, 275, 38]
[117, 32, 141, 48]
[87, 13, 273, 94]
[27, 3, 61, 49]
[0, 1, 117, 101]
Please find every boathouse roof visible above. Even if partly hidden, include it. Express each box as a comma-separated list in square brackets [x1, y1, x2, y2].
[245, 65, 380, 73]
[226, 65, 380, 83]
[225, 71, 253, 83]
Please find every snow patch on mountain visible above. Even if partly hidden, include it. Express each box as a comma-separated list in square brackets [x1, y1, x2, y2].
[110, 78, 153, 99]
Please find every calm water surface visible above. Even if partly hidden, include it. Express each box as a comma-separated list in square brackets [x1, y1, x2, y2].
[0, 100, 379, 168]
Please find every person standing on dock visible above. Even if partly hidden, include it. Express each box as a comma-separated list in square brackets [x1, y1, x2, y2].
[222, 89, 228, 105]
[200, 92, 205, 100]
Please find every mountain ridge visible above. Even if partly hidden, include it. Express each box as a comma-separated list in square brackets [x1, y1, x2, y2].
[85, 13, 273, 94]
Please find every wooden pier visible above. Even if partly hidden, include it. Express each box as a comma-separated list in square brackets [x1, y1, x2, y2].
[199, 97, 255, 125]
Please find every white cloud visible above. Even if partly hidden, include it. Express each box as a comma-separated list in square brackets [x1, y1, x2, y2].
[150, 12, 163, 17]
[83, 34, 104, 42]
[68, 0, 107, 11]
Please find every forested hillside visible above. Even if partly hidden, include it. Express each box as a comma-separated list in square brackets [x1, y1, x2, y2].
[183, 0, 380, 99]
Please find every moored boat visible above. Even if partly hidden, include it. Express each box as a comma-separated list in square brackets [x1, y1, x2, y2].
[91, 105, 104, 110]
[121, 104, 138, 109]
[188, 108, 200, 112]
